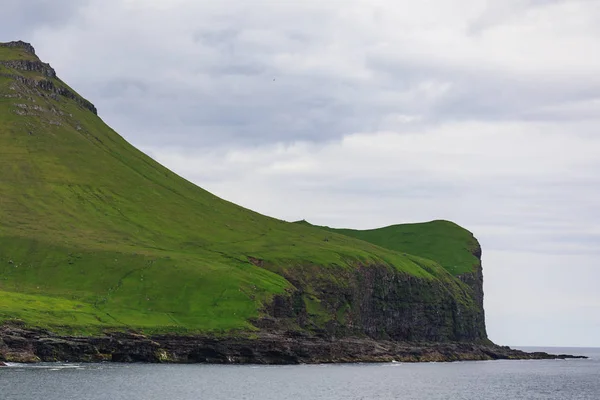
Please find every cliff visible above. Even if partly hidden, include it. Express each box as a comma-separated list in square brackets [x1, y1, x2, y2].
[307, 220, 489, 341]
[0, 41, 577, 363]
[255, 259, 485, 342]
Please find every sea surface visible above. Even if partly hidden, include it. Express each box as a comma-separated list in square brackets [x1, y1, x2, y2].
[1, 347, 599, 400]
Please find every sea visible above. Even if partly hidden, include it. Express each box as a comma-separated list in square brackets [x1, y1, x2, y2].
[1, 347, 598, 400]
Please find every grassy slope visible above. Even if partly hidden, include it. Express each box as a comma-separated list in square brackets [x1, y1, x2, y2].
[305, 220, 481, 275]
[0, 43, 469, 335]
[0, 46, 38, 61]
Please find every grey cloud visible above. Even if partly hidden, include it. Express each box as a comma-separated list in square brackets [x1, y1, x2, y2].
[93, 50, 600, 150]
[366, 54, 600, 125]
[99, 78, 149, 98]
[1, 0, 89, 40]
[208, 63, 267, 77]
[193, 28, 240, 47]
[466, 0, 572, 35]
[93, 76, 364, 148]
[24, 0, 600, 151]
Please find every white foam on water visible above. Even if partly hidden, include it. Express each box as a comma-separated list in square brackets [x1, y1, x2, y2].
[1, 363, 84, 370]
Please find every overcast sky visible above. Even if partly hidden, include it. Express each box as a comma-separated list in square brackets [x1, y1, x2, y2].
[4, 0, 599, 347]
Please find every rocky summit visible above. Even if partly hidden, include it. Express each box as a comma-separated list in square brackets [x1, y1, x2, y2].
[0, 41, 583, 363]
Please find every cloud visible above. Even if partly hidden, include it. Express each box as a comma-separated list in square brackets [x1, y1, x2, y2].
[0, 0, 89, 40]
[466, 0, 570, 35]
[20, 0, 600, 149]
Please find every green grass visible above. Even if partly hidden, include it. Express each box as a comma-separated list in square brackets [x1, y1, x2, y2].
[0, 42, 481, 335]
[307, 220, 481, 275]
[0, 46, 38, 62]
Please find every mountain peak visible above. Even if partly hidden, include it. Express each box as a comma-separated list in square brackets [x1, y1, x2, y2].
[0, 41, 97, 115]
[0, 40, 36, 55]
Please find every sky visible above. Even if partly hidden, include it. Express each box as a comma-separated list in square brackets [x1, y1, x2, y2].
[3, 0, 599, 347]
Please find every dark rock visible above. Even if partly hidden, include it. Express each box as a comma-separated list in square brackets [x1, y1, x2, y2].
[0, 73, 98, 115]
[457, 241, 487, 339]
[257, 262, 486, 343]
[0, 324, 587, 364]
[0, 60, 56, 78]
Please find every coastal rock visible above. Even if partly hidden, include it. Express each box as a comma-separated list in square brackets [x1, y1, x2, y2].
[0, 324, 587, 364]
[256, 262, 486, 343]
[456, 241, 487, 339]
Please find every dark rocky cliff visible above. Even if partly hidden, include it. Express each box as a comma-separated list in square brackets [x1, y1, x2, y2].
[256, 256, 488, 343]
[456, 242, 488, 340]
[290, 220, 490, 344]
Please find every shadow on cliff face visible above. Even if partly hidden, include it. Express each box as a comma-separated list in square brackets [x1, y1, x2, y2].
[253, 260, 488, 344]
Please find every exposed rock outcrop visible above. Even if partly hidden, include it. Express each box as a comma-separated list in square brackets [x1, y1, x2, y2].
[3, 73, 98, 115]
[256, 261, 487, 343]
[0, 41, 97, 115]
[0, 324, 586, 364]
[457, 242, 488, 339]
[1, 40, 36, 55]
[0, 60, 56, 78]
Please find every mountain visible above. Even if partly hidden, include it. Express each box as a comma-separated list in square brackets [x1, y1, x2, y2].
[1, 41, 570, 363]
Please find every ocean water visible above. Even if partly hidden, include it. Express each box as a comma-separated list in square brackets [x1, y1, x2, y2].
[1, 347, 598, 400]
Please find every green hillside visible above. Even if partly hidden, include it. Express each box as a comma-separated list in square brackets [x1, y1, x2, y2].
[307, 220, 481, 275]
[0, 42, 481, 337]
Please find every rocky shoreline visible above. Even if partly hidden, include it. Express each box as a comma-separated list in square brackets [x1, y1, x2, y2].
[0, 324, 586, 364]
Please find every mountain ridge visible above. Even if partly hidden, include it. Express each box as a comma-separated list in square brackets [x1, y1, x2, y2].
[2, 41, 573, 363]
[0, 39, 483, 339]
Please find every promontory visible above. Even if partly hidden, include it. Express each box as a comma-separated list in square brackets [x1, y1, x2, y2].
[0, 41, 584, 363]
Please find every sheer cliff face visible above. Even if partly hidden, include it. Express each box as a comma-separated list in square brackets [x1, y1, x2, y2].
[257, 245, 488, 343]
[457, 242, 488, 341]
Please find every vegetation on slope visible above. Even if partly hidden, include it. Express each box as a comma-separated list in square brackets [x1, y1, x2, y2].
[303, 220, 481, 275]
[0, 42, 481, 336]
